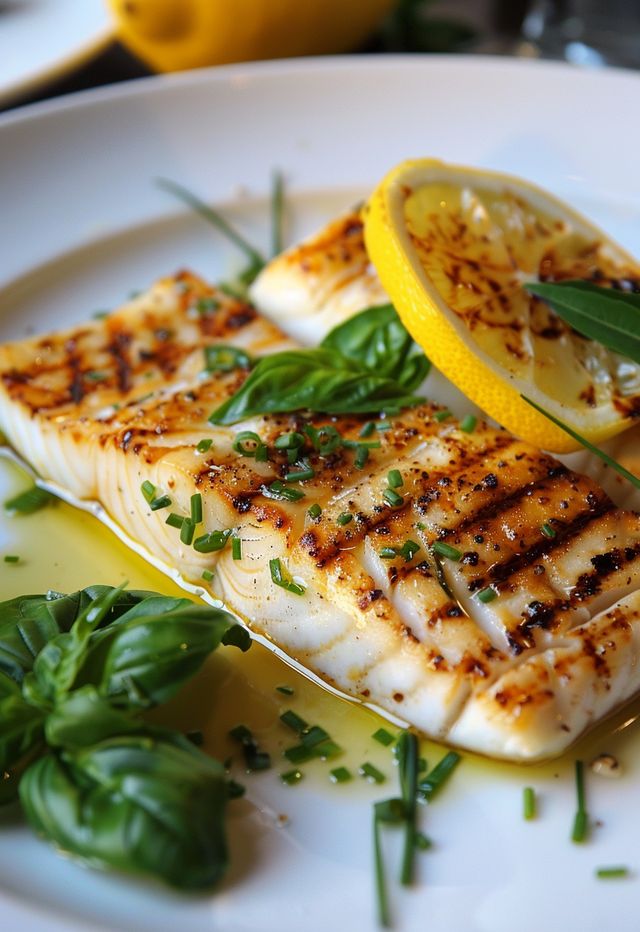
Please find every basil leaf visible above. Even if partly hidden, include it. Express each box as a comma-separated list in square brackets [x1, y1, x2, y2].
[320, 304, 430, 388]
[74, 601, 249, 708]
[525, 280, 640, 365]
[0, 587, 155, 685]
[20, 735, 229, 889]
[0, 689, 44, 773]
[44, 686, 143, 750]
[29, 585, 130, 706]
[209, 349, 424, 425]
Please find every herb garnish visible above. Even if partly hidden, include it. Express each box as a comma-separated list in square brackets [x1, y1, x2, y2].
[571, 760, 589, 843]
[269, 558, 305, 596]
[522, 396, 640, 491]
[209, 304, 429, 425]
[4, 484, 55, 515]
[524, 280, 640, 365]
[0, 584, 250, 889]
[523, 786, 536, 820]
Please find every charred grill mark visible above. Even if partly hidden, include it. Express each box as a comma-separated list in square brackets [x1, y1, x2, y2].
[106, 329, 133, 394]
[572, 545, 640, 601]
[439, 461, 568, 539]
[476, 496, 614, 588]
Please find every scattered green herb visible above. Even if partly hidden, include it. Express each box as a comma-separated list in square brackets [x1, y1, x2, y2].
[232, 430, 268, 461]
[275, 685, 294, 696]
[271, 170, 285, 258]
[571, 760, 589, 843]
[460, 414, 477, 433]
[523, 786, 536, 820]
[193, 528, 233, 553]
[541, 522, 556, 539]
[383, 488, 404, 507]
[4, 485, 55, 515]
[595, 866, 630, 879]
[388, 469, 403, 489]
[196, 438, 213, 454]
[166, 513, 185, 530]
[204, 345, 252, 373]
[373, 728, 395, 747]
[360, 421, 376, 438]
[337, 512, 353, 526]
[360, 762, 386, 785]
[418, 751, 461, 801]
[263, 480, 306, 502]
[229, 725, 271, 772]
[280, 710, 309, 735]
[431, 541, 462, 561]
[232, 537, 242, 561]
[330, 766, 353, 784]
[201, 569, 214, 582]
[269, 558, 305, 596]
[190, 493, 203, 524]
[477, 586, 497, 604]
[4, 555, 20, 564]
[434, 409, 452, 422]
[180, 518, 195, 546]
[285, 463, 315, 482]
[308, 503, 322, 519]
[281, 769, 303, 786]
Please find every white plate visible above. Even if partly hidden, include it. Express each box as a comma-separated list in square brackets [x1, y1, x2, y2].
[0, 0, 112, 107]
[1, 56, 640, 932]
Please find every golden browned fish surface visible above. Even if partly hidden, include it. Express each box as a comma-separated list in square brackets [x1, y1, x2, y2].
[2, 271, 640, 761]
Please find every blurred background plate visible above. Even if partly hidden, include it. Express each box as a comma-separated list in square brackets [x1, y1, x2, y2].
[0, 0, 113, 106]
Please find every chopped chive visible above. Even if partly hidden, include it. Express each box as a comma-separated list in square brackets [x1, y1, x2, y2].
[201, 569, 214, 582]
[401, 540, 421, 562]
[383, 488, 404, 507]
[595, 867, 629, 879]
[196, 438, 213, 454]
[284, 740, 341, 764]
[195, 296, 220, 315]
[308, 503, 322, 519]
[571, 760, 589, 843]
[431, 541, 462, 561]
[281, 769, 303, 786]
[149, 495, 171, 511]
[360, 762, 386, 784]
[330, 766, 353, 784]
[373, 728, 395, 747]
[360, 421, 376, 438]
[165, 512, 185, 529]
[337, 512, 353, 526]
[4, 555, 20, 564]
[190, 493, 203, 524]
[232, 537, 242, 560]
[414, 832, 432, 851]
[523, 395, 640, 492]
[92, 309, 109, 320]
[355, 445, 370, 469]
[232, 430, 268, 460]
[276, 685, 294, 696]
[263, 480, 306, 502]
[460, 414, 477, 433]
[380, 547, 398, 559]
[434, 409, 452, 422]
[269, 557, 305, 595]
[387, 469, 403, 489]
[375, 421, 392, 431]
[228, 724, 271, 772]
[274, 431, 305, 451]
[180, 518, 195, 546]
[523, 786, 536, 820]
[477, 586, 497, 604]
[204, 344, 252, 372]
[285, 464, 315, 482]
[541, 522, 556, 538]
[193, 528, 232, 552]
[140, 480, 156, 503]
[418, 751, 461, 801]
[85, 370, 107, 381]
[418, 758, 428, 773]
[304, 424, 342, 455]
[280, 710, 309, 735]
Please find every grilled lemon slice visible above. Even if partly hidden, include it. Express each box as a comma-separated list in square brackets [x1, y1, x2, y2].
[364, 158, 640, 452]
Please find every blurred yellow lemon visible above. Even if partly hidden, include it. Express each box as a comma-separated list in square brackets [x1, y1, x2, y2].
[364, 158, 640, 453]
[107, 0, 396, 72]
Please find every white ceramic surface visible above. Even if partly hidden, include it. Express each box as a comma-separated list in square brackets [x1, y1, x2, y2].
[1, 56, 640, 932]
[0, 0, 112, 106]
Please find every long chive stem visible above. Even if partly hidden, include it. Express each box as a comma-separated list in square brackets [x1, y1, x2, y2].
[271, 170, 285, 258]
[374, 813, 391, 928]
[398, 731, 419, 885]
[156, 177, 264, 267]
[523, 786, 536, 820]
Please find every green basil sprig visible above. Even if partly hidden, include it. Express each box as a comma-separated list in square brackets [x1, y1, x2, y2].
[0, 585, 250, 889]
[210, 304, 430, 425]
[525, 279, 640, 366]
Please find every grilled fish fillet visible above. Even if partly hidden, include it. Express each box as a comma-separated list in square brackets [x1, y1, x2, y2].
[2, 270, 640, 761]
